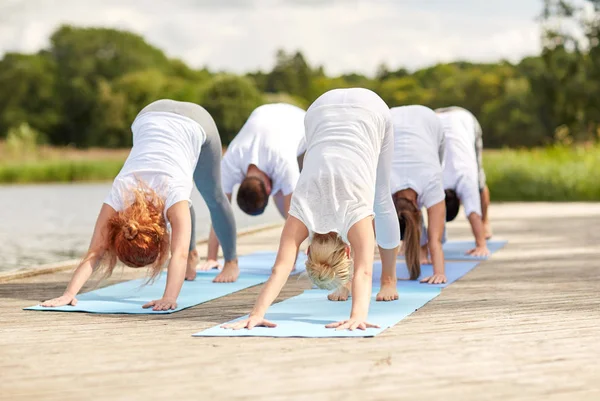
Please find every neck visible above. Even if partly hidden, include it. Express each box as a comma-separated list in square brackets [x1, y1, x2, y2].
[246, 164, 272, 195]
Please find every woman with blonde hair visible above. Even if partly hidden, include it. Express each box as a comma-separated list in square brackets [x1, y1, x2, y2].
[41, 99, 238, 311]
[390, 105, 447, 285]
[224, 88, 400, 331]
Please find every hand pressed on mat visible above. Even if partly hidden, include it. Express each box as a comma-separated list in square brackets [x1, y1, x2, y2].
[221, 314, 277, 330]
[41, 294, 78, 307]
[325, 318, 380, 331]
[143, 297, 177, 311]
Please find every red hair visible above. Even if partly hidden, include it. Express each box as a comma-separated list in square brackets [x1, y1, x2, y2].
[100, 182, 170, 282]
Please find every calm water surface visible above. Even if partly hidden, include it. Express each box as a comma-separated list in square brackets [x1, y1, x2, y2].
[0, 183, 281, 272]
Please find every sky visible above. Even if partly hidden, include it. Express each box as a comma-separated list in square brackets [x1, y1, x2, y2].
[0, 0, 544, 75]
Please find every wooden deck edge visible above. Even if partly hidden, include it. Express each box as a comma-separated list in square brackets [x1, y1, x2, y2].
[0, 222, 283, 283]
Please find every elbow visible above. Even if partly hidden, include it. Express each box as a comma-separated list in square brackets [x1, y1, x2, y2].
[171, 249, 189, 262]
[354, 267, 373, 281]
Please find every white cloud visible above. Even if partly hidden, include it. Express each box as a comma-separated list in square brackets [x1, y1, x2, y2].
[0, 0, 543, 75]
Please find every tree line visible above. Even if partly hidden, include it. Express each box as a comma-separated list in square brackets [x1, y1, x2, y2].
[1, 0, 599, 149]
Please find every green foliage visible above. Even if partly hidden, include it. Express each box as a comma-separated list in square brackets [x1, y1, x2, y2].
[0, 159, 124, 184]
[3, 17, 600, 149]
[201, 75, 264, 144]
[485, 145, 600, 201]
[5, 123, 45, 158]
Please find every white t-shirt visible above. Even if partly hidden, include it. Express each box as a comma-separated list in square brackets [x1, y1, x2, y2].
[289, 88, 399, 248]
[437, 108, 482, 217]
[104, 111, 206, 221]
[390, 105, 445, 210]
[221, 103, 306, 196]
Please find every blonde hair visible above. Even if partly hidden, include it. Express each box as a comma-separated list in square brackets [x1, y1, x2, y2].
[305, 232, 352, 290]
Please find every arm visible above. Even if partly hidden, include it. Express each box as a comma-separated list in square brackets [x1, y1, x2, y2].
[326, 217, 380, 331]
[467, 212, 490, 257]
[223, 216, 308, 329]
[273, 192, 292, 219]
[201, 193, 232, 270]
[143, 201, 192, 311]
[421, 201, 447, 284]
[457, 178, 489, 257]
[41, 204, 116, 307]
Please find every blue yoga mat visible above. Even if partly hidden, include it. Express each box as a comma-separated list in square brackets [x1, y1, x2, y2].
[442, 240, 507, 260]
[373, 260, 480, 289]
[193, 257, 483, 337]
[25, 252, 307, 315]
[193, 286, 441, 338]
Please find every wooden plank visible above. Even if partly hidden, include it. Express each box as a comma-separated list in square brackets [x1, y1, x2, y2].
[1, 203, 600, 401]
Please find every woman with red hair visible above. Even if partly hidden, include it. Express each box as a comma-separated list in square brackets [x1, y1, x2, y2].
[41, 99, 238, 311]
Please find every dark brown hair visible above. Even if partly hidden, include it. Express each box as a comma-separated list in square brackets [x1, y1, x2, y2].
[394, 195, 421, 280]
[100, 184, 170, 283]
[237, 176, 269, 216]
[445, 189, 460, 222]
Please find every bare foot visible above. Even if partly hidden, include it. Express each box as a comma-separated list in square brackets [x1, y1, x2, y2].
[420, 245, 431, 265]
[213, 260, 239, 283]
[484, 220, 493, 240]
[376, 282, 399, 302]
[327, 286, 350, 301]
[185, 249, 198, 281]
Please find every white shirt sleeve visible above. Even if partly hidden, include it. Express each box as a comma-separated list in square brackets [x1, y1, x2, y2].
[270, 155, 300, 196]
[456, 177, 482, 218]
[220, 151, 243, 195]
[373, 113, 401, 250]
[103, 180, 125, 212]
[422, 178, 446, 209]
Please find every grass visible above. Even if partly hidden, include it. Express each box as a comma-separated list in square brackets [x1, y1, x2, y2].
[0, 159, 124, 184]
[1, 141, 599, 201]
[0, 143, 128, 184]
[485, 144, 600, 201]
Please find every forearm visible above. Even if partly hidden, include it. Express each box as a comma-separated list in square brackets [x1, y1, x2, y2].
[429, 240, 445, 275]
[250, 270, 290, 317]
[162, 254, 188, 300]
[468, 213, 487, 246]
[350, 267, 372, 319]
[206, 226, 220, 260]
[64, 253, 102, 297]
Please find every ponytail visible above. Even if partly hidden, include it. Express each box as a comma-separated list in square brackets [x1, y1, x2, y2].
[394, 196, 422, 280]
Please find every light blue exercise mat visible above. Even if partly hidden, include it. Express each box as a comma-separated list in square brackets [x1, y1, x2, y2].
[24, 252, 307, 315]
[193, 286, 441, 338]
[373, 260, 480, 288]
[192, 259, 482, 338]
[442, 240, 507, 260]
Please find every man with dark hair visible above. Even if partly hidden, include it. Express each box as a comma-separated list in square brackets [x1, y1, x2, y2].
[201, 103, 306, 270]
[436, 106, 492, 257]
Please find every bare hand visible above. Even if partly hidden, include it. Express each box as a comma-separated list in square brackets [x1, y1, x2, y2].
[199, 259, 221, 271]
[142, 298, 177, 311]
[325, 319, 380, 331]
[466, 246, 490, 258]
[221, 315, 277, 330]
[41, 294, 78, 307]
[420, 273, 447, 285]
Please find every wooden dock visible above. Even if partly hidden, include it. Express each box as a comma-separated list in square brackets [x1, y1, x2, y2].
[1, 203, 600, 401]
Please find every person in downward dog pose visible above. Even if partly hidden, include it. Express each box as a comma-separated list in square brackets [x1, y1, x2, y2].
[201, 103, 306, 271]
[390, 105, 447, 285]
[41, 99, 238, 311]
[223, 88, 400, 331]
[436, 106, 491, 257]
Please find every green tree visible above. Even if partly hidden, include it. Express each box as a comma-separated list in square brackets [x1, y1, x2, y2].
[0, 53, 60, 139]
[201, 75, 264, 144]
[49, 25, 174, 146]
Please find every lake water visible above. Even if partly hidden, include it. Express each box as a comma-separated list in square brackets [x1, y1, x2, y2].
[0, 183, 281, 273]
